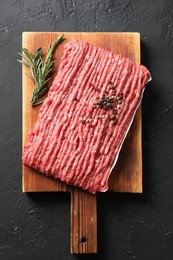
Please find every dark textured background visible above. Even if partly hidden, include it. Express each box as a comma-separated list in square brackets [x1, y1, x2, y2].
[0, 0, 173, 259]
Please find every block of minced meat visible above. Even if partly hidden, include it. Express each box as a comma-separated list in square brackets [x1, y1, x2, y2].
[22, 40, 151, 194]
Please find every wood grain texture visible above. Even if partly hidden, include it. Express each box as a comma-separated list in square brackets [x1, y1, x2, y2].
[70, 188, 97, 253]
[22, 32, 142, 254]
[22, 32, 142, 194]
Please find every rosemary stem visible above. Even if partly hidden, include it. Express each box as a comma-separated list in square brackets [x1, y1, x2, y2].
[18, 34, 65, 106]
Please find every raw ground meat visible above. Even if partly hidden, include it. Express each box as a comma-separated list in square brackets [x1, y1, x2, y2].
[23, 40, 150, 194]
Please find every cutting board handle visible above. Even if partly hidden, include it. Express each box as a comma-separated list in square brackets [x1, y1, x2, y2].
[70, 188, 97, 253]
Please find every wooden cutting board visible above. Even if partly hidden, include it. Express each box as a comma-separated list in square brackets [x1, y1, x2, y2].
[22, 32, 142, 254]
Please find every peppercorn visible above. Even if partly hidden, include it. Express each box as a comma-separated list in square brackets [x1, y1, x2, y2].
[110, 114, 116, 120]
[79, 117, 85, 123]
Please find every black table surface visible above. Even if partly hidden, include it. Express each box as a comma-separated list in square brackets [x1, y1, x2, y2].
[0, 1, 173, 259]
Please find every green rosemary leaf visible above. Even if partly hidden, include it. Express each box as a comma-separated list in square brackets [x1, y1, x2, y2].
[36, 85, 51, 98]
[18, 33, 65, 106]
[31, 98, 45, 106]
[22, 48, 34, 61]
[17, 59, 30, 67]
[17, 52, 31, 62]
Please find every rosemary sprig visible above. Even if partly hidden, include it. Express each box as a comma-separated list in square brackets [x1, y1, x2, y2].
[18, 34, 65, 106]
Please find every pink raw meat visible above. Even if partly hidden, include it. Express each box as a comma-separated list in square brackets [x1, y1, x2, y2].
[23, 40, 150, 194]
